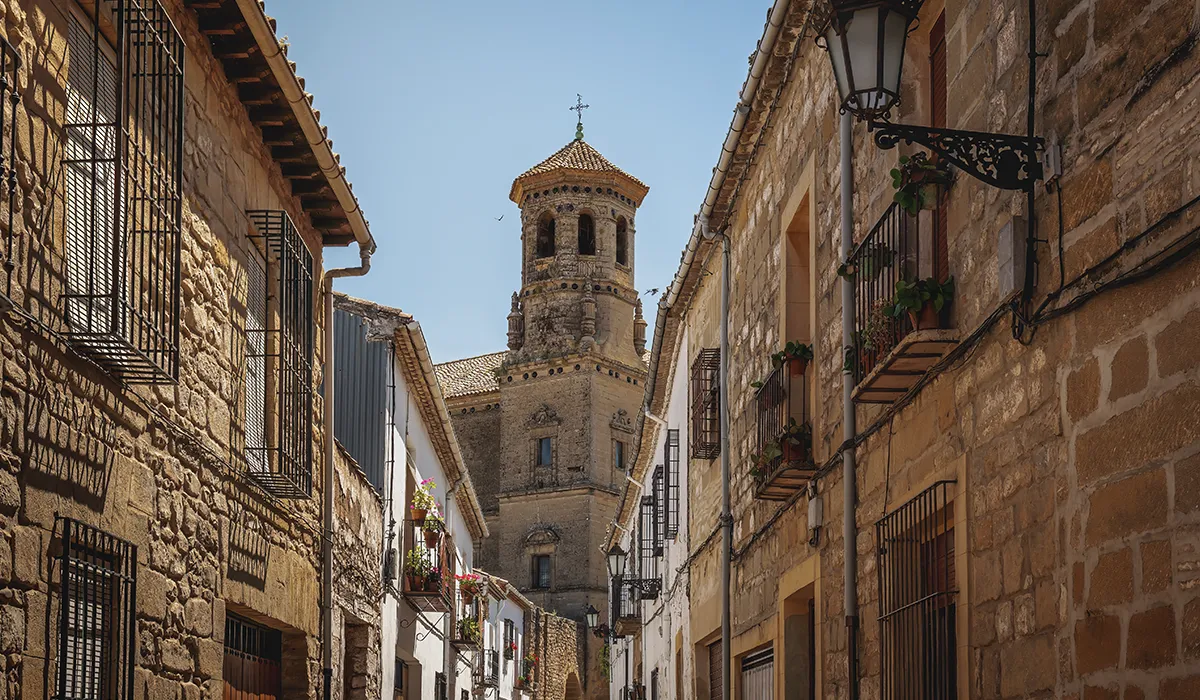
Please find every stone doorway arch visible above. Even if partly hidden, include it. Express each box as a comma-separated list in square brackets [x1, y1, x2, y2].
[564, 672, 583, 700]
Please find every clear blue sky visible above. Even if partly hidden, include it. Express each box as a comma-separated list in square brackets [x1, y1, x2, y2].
[269, 1, 770, 362]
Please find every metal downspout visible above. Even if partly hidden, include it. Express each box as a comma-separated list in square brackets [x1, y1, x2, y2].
[839, 111, 860, 700]
[322, 244, 374, 700]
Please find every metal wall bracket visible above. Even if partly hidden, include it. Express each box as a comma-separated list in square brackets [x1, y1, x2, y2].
[868, 120, 1045, 191]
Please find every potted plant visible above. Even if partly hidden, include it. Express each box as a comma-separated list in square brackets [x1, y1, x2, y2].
[780, 418, 813, 463]
[771, 341, 814, 376]
[750, 442, 782, 481]
[506, 640, 518, 660]
[425, 567, 442, 593]
[422, 508, 443, 548]
[411, 478, 437, 523]
[837, 242, 895, 281]
[456, 573, 483, 604]
[891, 152, 950, 216]
[884, 277, 955, 331]
[404, 548, 431, 591]
[457, 616, 481, 644]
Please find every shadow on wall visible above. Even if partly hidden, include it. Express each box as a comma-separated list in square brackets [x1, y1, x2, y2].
[227, 493, 272, 589]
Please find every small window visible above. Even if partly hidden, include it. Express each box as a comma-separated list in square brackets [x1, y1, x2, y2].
[503, 618, 516, 659]
[393, 659, 406, 700]
[616, 217, 629, 266]
[664, 429, 681, 538]
[531, 555, 551, 589]
[224, 613, 283, 700]
[536, 437, 553, 467]
[536, 213, 556, 258]
[56, 517, 137, 700]
[690, 349, 721, 459]
[434, 673, 447, 700]
[613, 439, 626, 471]
[578, 214, 596, 255]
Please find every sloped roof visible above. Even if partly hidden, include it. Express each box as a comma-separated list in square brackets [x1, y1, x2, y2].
[434, 352, 506, 398]
[509, 139, 649, 205]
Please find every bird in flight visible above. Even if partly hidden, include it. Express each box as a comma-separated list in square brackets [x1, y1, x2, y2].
[495, 215, 504, 222]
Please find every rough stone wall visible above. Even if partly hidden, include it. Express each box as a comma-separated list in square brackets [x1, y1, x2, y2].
[0, 2, 334, 700]
[444, 393, 503, 515]
[676, 0, 1200, 698]
[330, 445, 383, 700]
[528, 611, 586, 700]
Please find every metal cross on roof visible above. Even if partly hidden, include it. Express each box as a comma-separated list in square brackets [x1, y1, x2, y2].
[570, 94, 589, 140]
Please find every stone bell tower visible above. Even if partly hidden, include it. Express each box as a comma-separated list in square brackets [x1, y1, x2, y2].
[435, 118, 649, 699]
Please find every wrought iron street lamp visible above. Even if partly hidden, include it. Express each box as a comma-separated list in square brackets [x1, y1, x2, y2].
[818, 0, 1046, 192]
[607, 544, 627, 578]
[585, 604, 600, 630]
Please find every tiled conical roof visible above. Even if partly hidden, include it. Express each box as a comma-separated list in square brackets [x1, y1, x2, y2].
[510, 139, 649, 205]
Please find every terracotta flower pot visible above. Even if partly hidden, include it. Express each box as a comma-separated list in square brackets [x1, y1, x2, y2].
[787, 356, 809, 376]
[410, 508, 427, 524]
[406, 574, 425, 591]
[425, 577, 440, 593]
[462, 590, 475, 605]
[423, 529, 439, 548]
[783, 439, 809, 463]
[912, 300, 940, 330]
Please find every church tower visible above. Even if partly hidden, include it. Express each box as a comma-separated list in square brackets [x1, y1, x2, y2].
[436, 120, 649, 700]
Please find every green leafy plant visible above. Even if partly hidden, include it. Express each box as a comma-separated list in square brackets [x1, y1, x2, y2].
[422, 508, 444, 532]
[404, 548, 432, 577]
[411, 478, 437, 516]
[883, 277, 955, 322]
[838, 242, 895, 281]
[457, 616, 481, 643]
[862, 301, 893, 352]
[771, 341, 814, 367]
[749, 442, 783, 479]
[891, 153, 950, 216]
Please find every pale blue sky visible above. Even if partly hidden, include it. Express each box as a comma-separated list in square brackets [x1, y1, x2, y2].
[269, 1, 770, 362]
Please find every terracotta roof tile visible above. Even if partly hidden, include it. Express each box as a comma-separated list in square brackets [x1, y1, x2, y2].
[434, 352, 506, 398]
[509, 139, 649, 204]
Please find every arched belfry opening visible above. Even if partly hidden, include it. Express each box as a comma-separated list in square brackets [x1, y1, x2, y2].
[536, 212, 556, 258]
[578, 214, 596, 255]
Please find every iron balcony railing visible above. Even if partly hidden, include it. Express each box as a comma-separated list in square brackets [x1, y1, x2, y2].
[752, 360, 815, 500]
[400, 518, 455, 614]
[476, 649, 499, 688]
[846, 199, 942, 382]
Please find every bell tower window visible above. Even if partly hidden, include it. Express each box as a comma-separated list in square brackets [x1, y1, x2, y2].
[536, 213, 556, 258]
[578, 214, 596, 255]
[616, 217, 629, 266]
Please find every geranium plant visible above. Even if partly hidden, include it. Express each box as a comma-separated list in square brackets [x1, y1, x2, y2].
[456, 573, 484, 601]
[410, 478, 437, 521]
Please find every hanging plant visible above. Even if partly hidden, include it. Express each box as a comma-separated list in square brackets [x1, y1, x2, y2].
[770, 341, 814, 375]
[891, 152, 951, 216]
[410, 478, 437, 522]
[456, 573, 484, 602]
[422, 509, 443, 548]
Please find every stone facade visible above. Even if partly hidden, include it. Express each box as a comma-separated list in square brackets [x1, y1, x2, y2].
[0, 2, 376, 700]
[612, 0, 1200, 698]
[437, 137, 651, 700]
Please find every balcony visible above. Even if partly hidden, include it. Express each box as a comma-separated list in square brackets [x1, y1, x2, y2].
[752, 360, 816, 501]
[847, 200, 958, 404]
[400, 518, 455, 614]
[611, 577, 641, 638]
[475, 649, 499, 689]
[450, 598, 482, 650]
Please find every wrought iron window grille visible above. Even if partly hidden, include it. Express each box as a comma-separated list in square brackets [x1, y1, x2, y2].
[243, 210, 315, 499]
[55, 516, 137, 700]
[664, 429, 681, 539]
[224, 612, 283, 700]
[0, 35, 20, 301]
[651, 466, 666, 555]
[476, 649, 500, 688]
[689, 348, 721, 459]
[61, 0, 183, 383]
[503, 618, 516, 660]
[635, 496, 661, 600]
[877, 480, 958, 700]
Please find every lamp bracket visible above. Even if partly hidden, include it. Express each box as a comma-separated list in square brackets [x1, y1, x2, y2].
[868, 120, 1044, 191]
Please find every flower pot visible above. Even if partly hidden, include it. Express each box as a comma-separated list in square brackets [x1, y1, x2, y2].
[406, 574, 425, 591]
[787, 356, 809, 376]
[425, 577, 440, 593]
[462, 590, 475, 606]
[909, 300, 941, 331]
[423, 529, 439, 548]
[783, 439, 809, 463]
[410, 508, 427, 524]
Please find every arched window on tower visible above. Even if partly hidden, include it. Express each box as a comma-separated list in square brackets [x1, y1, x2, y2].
[578, 214, 596, 255]
[536, 213, 556, 258]
[616, 217, 629, 266]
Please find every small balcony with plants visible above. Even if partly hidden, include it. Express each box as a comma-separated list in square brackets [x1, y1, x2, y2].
[843, 154, 958, 404]
[611, 577, 641, 638]
[750, 342, 817, 501]
[451, 597, 483, 650]
[401, 480, 454, 613]
[475, 649, 500, 689]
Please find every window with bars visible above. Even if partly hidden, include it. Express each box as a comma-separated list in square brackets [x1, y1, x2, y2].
[243, 210, 315, 499]
[664, 429, 680, 539]
[877, 481, 958, 700]
[531, 554, 551, 590]
[503, 618, 516, 659]
[638, 496, 660, 600]
[62, 0, 183, 383]
[690, 349, 720, 459]
[223, 613, 282, 700]
[393, 659, 405, 700]
[55, 517, 137, 700]
[434, 673, 447, 700]
[651, 466, 666, 556]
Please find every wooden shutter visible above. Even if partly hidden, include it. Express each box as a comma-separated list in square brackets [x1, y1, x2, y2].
[930, 12, 950, 283]
[709, 641, 724, 700]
